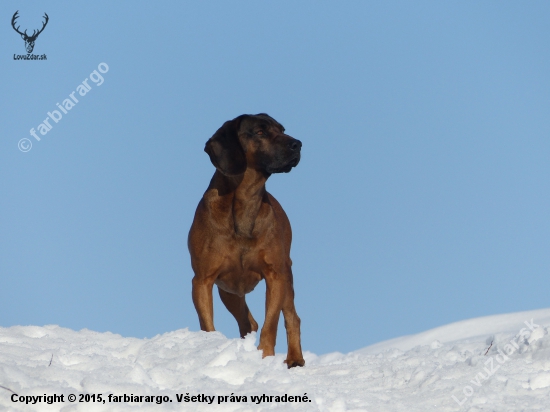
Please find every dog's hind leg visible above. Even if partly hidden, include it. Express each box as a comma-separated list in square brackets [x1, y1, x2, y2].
[218, 287, 258, 338]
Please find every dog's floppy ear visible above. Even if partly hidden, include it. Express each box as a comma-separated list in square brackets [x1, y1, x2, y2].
[204, 116, 247, 176]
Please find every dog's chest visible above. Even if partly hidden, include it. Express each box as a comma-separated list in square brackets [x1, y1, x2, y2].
[214, 240, 274, 296]
[215, 252, 263, 296]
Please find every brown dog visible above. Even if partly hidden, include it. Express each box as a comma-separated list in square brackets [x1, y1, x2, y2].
[188, 113, 305, 368]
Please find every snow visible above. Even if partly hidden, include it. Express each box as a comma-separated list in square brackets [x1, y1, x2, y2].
[1, 308, 550, 411]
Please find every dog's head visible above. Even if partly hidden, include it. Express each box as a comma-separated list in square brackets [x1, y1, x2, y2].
[205, 113, 302, 176]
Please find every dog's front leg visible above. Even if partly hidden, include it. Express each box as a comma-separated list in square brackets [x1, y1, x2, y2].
[192, 276, 216, 331]
[281, 278, 305, 368]
[257, 272, 286, 357]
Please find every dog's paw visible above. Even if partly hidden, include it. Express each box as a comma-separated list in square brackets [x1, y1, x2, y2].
[284, 358, 305, 368]
[258, 344, 275, 358]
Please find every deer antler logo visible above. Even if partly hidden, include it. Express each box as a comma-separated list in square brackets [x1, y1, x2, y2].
[11, 11, 49, 54]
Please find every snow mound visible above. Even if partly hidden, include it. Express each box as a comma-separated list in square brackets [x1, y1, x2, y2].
[1, 308, 550, 411]
[357, 307, 550, 355]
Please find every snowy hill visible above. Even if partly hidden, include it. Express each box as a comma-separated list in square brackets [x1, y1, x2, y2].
[1, 308, 550, 411]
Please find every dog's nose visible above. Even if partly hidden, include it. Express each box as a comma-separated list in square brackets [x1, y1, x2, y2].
[288, 139, 302, 152]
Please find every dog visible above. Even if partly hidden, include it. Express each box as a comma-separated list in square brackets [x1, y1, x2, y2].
[188, 113, 305, 368]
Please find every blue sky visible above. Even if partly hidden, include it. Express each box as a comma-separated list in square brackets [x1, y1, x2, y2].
[1, 1, 549, 355]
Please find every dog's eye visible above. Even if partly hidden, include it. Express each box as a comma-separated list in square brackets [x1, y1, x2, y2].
[256, 130, 265, 136]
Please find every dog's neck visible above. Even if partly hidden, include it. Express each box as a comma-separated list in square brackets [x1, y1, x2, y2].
[231, 168, 268, 237]
[209, 168, 269, 237]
